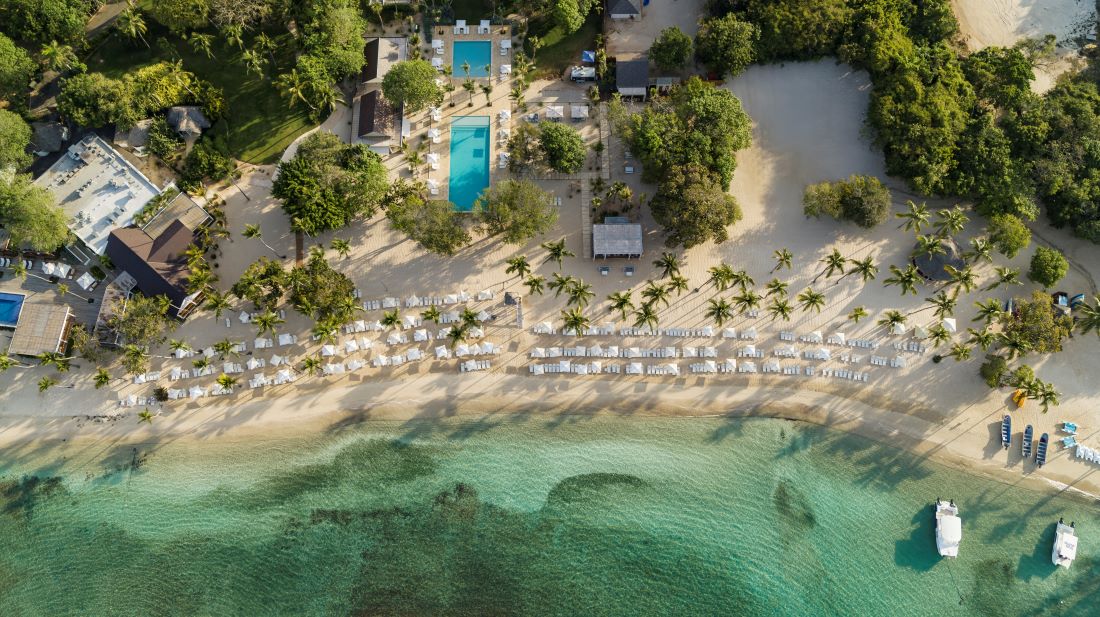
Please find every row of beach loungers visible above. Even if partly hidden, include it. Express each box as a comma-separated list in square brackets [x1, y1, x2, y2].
[529, 343, 907, 367]
[529, 359, 873, 380]
[351, 289, 494, 310]
[1075, 445, 1100, 463]
[535, 325, 892, 350]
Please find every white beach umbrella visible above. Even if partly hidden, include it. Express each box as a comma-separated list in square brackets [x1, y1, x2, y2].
[626, 362, 643, 375]
[246, 357, 262, 371]
[942, 318, 957, 333]
[320, 344, 337, 357]
[426, 179, 439, 190]
[498, 109, 511, 120]
[426, 152, 440, 164]
[891, 322, 907, 335]
[414, 329, 429, 342]
[435, 345, 451, 359]
[546, 105, 564, 119]
[189, 386, 206, 400]
[344, 339, 360, 354]
[407, 348, 423, 361]
[500, 64, 511, 75]
[428, 127, 441, 139]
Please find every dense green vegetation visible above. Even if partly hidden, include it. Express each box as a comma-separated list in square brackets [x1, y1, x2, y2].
[473, 179, 559, 244]
[649, 27, 694, 72]
[0, 173, 70, 251]
[803, 175, 892, 228]
[537, 122, 586, 174]
[1027, 247, 1068, 289]
[525, 10, 600, 75]
[382, 60, 444, 113]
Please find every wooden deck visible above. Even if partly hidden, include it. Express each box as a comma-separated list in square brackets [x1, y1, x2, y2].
[0, 267, 108, 328]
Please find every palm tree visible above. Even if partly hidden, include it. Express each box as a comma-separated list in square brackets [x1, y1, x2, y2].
[169, 339, 192, 355]
[771, 248, 793, 273]
[480, 82, 493, 105]
[138, 409, 154, 423]
[945, 342, 972, 362]
[815, 249, 846, 283]
[122, 344, 149, 375]
[707, 263, 735, 292]
[242, 49, 267, 79]
[667, 274, 690, 297]
[847, 306, 869, 324]
[0, 354, 29, 372]
[998, 332, 1031, 360]
[732, 289, 763, 315]
[705, 298, 734, 327]
[985, 266, 1022, 291]
[934, 206, 969, 238]
[381, 309, 401, 329]
[523, 275, 545, 296]
[276, 69, 311, 109]
[505, 255, 531, 280]
[842, 255, 879, 283]
[192, 356, 211, 371]
[922, 290, 958, 320]
[965, 237, 993, 264]
[38, 376, 58, 393]
[973, 298, 1003, 325]
[368, 0, 384, 29]
[632, 304, 659, 331]
[641, 280, 671, 308]
[1076, 295, 1100, 338]
[331, 238, 352, 259]
[94, 368, 111, 389]
[446, 324, 469, 349]
[116, 5, 149, 47]
[213, 338, 237, 359]
[463, 78, 476, 105]
[309, 244, 326, 261]
[896, 200, 930, 233]
[967, 327, 995, 351]
[311, 322, 338, 345]
[764, 278, 788, 299]
[767, 298, 793, 321]
[877, 310, 907, 331]
[566, 280, 595, 308]
[796, 288, 826, 314]
[912, 234, 946, 260]
[884, 264, 921, 296]
[40, 40, 77, 72]
[653, 252, 681, 278]
[944, 264, 977, 294]
[421, 306, 442, 324]
[442, 64, 457, 105]
[1034, 381, 1060, 413]
[926, 324, 951, 348]
[541, 239, 574, 269]
[509, 83, 526, 110]
[730, 269, 755, 292]
[561, 308, 590, 335]
[253, 310, 284, 337]
[189, 32, 215, 58]
[300, 356, 323, 377]
[460, 307, 481, 330]
[205, 291, 232, 318]
[548, 272, 576, 298]
[38, 351, 71, 372]
[216, 373, 239, 391]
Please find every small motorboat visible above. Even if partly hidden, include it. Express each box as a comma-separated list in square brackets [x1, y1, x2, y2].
[1036, 433, 1049, 467]
[1052, 518, 1078, 568]
[1062, 422, 1078, 435]
[934, 498, 962, 558]
[1023, 425, 1034, 459]
[1001, 415, 1012, 450]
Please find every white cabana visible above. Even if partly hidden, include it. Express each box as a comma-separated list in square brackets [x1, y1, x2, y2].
[546, 105, 564, 120]
[188, 386, 206, 400]
[891, 322, 907, 335]
[435, 345, 451, 359]
[414, 329, 429, 342]
[386, 332, 405, 345]
[429, 107, 442, 122]
[76, 271, 96, 291]
[347, 359, 365, 371]
[274, 369, 295, 384]
[626, 362, 643, 375]
[455, 343, 471, 357]
[254, 337, 273, 349]
[246, 357, 264, 371]
[571, 105, 589, 120]
[344, 339, 360, 354]
[278, 333, 297, 346]
[320, 344, 337, 357]
[498, 109, 511, 121]
[402, 315, 419, 328]
[270, 354, 285, 366]
[477, 289, 494, 301]
[816, 348, 832, 360]
[942, 318, 957, 333]
[323, 362, 345, 375]
[428, 127, 441, 143]
[407, 348, 423, 361]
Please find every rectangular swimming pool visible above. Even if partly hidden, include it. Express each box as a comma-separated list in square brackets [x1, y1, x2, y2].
[448, 116, 491, 211]
[453, 40, 491, 77]
[0, 292, 26, 328]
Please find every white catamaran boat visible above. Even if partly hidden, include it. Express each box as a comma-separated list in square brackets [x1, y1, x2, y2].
[1052, 518, 1078, 568]
[935, 498, 962, 558]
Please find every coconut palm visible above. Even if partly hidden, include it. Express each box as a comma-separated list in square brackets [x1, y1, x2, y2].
[242, 49, 266, 79]
[771, 248, 793, 273]
[277, 69, 311, 108]
[839, 255, 878, 284]
[1077, 295, 1100, 338]
[796, 288, 826, 314]
[607, 291, 634, 321]
[509, 84, 526, 110]
[883, 264, 921, 296]
[381, 309, 401, 329]
[192, 356, 211, 371]
[205, 291, 232, 318]
[421, 306, 442, 324]
[38, 376, 58, 393]
[877, 310, 907, 331]
[93, 368, 111, 389]
[730, 269, 755, 292]
[122, 344, 149, 375]
[460, 307, 481, 329]
[815, 249, 847, 283]
[653, 252, 681, 278]
[732, 289, 763, 315]
[632, 304, 659, 331]
[896, 200, 930, 233]
[705, 298, 734, 327]
[40, 40, 77, 72]
[998, 332, 1031, 360]
[944, 264, 977, 294]
[311, 322, 338, 345]
[926, 324, 951, 348]
[213, 338, 237, 359]
[0, 354, 28, 372]
[523, 275, 545, 296]
[566, 280, 594, 308]
[667, 274, 690, 297]
[561, 308, 590, 335]
[169, 339, 192, 355]
[541, 239, 574, 269]
[764, 278, 788, 299]
[964, 237, 993, 264]
[138, 409, 154, 423]
[216, 373, 239, 391]
[253, 310, 284, 337]
[1034, 381, 1060, 413]
[967, 327, 995, 351]
[847, 306, 869, 324]
[923, 290, 958, 320]
[548, 272, 576, 298]
[300, 356, 323, 376]
[912, 234, 946, 260]
[707, 263, 735, 292]
[446, 324, 469, 349]
[973, 298, 1003, 325]
[934, 206, 969, 238]
[505, 255, 531, 280]
[189, 32, 215, 58]
[945, 342, 972, 362]
[38, 351, 71, 372]
[116, 5, 149, 47]
[767, 298, 793, 321]
[331, 238, 352, 259]
[309, 244, 326, 261]
[985, 266, 1022, 291]
[640, 280, 671, 308]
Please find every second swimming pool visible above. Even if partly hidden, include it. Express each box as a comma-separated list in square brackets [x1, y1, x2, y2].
[448, 116, 490, 211]
[0, 292, 26, 327]
[453, 40, 491, 77]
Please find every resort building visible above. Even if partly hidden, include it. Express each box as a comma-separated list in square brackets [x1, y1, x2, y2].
[6, 302, 75, 358]
[615, 60, 649, 100]
[104, 192, 211, 320]
[608, 0, 642, 20]
[592, 221, 644, 259]
[351, 37, 408, 154]
[34, 134, 162, 264]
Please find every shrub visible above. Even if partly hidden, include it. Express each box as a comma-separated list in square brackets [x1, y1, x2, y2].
[803, 174, 891, 228]
[1027, 246, 1068, 289]
[538, 122, 586, 174]
[979, 355, 1007, 388]
[650, 27, 693, 71]
[987, 213, 1031, 257]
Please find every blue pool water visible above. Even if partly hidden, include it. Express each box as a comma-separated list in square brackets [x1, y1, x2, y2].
[448, 116, 491, 211]
[453, 40, 491, 77]
[0, 292, 25, 327]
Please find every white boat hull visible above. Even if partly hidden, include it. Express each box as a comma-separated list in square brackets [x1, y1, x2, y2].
[935, 501, 961, 558]
[1052, 522, 1077, 568]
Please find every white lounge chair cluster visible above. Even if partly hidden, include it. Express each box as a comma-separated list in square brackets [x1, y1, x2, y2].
[1075, 445, 1100, 464]
[894, 341, 927, 353]
[562, 323, 617, 336]
[662, 327, 715, 337]
[530, 360, 606, 375]
[131, 371, 161, 384]
[822, 368, 870, 381]
[722, 327, 758, 340]
[118, 394, 156, 407]
[460, 359, 491, 372]
[737, 345, 765, 358]
[870, 355, 908, 368]
[454, 341, 500, 357]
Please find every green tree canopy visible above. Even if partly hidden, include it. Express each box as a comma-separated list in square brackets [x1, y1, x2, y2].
[57, 63, 224, 129]
[0, 0, 91, 45]
[649, 27, 693, 71]
[232, 257, 288, 310]
[730, 0, 851, 62]
[382, 59, 443, 114]
[987, 213, 1031, 258]
[694, 14, 758, 77]
[0, 109, 32, 170]
[650, 163, 743, 248]
[0, 173, 70, 251]
[551, 0, 595, 34]
[0, 33, 35, 108]
[474, 179, 559, 244]
[385, 180, 471, 256]
[1027, 246, 1068, 289]
[999, 290, 1072, 355]
[288, 253, 357, 323]
[802, 174, 892, 228]
[150, 0, 212, 33]
[538, 122, 586, 174]
[106, 293, 174, 349]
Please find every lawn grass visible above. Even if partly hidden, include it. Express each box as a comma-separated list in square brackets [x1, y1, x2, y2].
[85, 20, 312, 164]
[527, 12, 600, 77]
[450, 0, 495, 20]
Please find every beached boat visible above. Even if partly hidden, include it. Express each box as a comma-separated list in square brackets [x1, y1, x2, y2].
[1022, 425, 1033, 460]
[1001, 415, 1011, 450]
[1036, 433, 1049, 467]
[934, 498, 962, 558]
[1052, 519, 1078, 568]
[1013, 389, 1026, 408]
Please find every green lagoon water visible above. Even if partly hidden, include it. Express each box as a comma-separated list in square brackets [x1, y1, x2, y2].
[1, 416, 1098, 616]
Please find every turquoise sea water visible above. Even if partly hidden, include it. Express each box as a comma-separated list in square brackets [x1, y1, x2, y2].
[453, 41, 491, 77]
[448, 115, 491, 210]
[1, 416, 1098, 616]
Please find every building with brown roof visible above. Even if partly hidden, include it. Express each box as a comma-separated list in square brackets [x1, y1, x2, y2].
[105, 217, 203, 319]
[351, 37, 408, 154]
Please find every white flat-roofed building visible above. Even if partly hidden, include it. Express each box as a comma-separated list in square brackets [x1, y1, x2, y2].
[35, 134, 161, 264]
